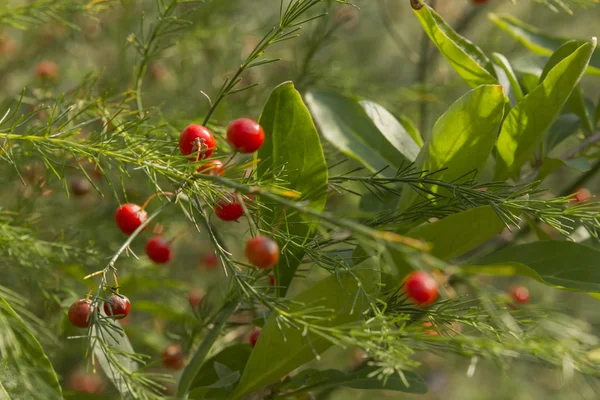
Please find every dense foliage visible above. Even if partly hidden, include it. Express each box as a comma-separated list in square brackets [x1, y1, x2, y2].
[1, 0, 600, 399]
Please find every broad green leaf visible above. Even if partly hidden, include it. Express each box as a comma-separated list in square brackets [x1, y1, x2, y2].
[277, 366, 427, 394]
[231, 263, 380, 400]
[92, 319, 138, 397]
[398, 85, 505, 211]
[359, 100, 421, 162]
[489, 14, 600, 76]
[545, 113, 580, 151]
[493, 39, 597, 181]
[305, 90, 410, 175]
[492, 53, 524, 103]
[190, 344, 252, 390]
[464, 241, 600, 293]
[258, 82, 328, 296]
[398, 115, 424, 147]
[406, 206, 505, 261]
[539, 40, 595, 134]
[413, 3, 497, 87]
[0, 298, 62, 399]
[536, 157, 591, 182]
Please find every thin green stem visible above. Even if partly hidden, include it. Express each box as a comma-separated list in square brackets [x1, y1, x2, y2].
[177, 300, 239, 399]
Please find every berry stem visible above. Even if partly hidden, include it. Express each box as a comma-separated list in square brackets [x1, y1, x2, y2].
[176, 300, 239, 399]
[140, 191, 174, 210]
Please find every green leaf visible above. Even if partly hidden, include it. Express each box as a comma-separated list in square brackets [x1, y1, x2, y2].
[190, 344, 252, 391]
[0, 298, 62, 399]
[493, 39, 597, 181]
[305, 90, 410, 175]
[398, 115, 424, 147]
[359, 100, 421, 162]
[231, 263, 380, 400]
[406, 206, 505, 261]
[398, 85, 506, 211]
[463, 241, 600, 293]
[277, 366, 428, 394]
[92, 319, 138, 397]
[536, 157, 591, 182]
[258, 82, 328, 295]
[489, 14, 600, 76]
[492, 53, 524, 103]
[539, 40, 595, 135]
[413, 3, 497, 87]
[545, 113, 580, 151]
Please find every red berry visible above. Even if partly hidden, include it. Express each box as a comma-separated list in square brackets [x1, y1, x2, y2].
[573, 188, 591, 203]
[68, 299, 94, 328]
[269, 276, 275, 286]
[214, 197, 244, 221]
[115, 203, 148, 235]
[67, 369, 105, 395]
[179, 124, 216, 160]
[510, 286, 530, 304]
[226, 118, 265, 153]
[250, 328, 261, 348]
[162, 344, 186, 370]
[404, 271, 438, 305]
[35, 61, 59, 80]
[201, 252, 219, 269]
[188, 288, 205, 311]
[473, 0, 487, 3]
[145, 236, 172, 264]
[197, 159, 224, 175]
[245, 236, 280, 269]
[103, 294, 131, 320]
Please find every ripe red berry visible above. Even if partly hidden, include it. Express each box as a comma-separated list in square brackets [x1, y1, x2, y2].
[245, 236, 280, 269]
[35, 61, 59, 80]
[115, 203, 148, 235]
[179, 124, 216, 160]
[250, 328, 261, 348]
[226, 118, 265, 153]
[214, 197, 244, 221]
[573, 187, 591, 203]
[145, 236, 172, 264]
[510, 286, 530, 304]
[67, 369, 105, 395]
[68, 299, 94, 328]
[197, 159, 224, 175]
[404, 271, 438, 305]
[269, 276, 275, 286]
[103, 294, 131, 319]
[162, 344, 186, 370]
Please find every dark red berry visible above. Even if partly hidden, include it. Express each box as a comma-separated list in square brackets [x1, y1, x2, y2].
[197, 159, 224, 175]
[245, 236, 279, 269]
[473, 0, 487, 3]
[162, 344, 186, 370]
[179, 124, 216, 160]
[573, 187, 591, 203]
[115, 203, 148, 235]
[145, 236, 172, 264]
[71, 178, 92, 197]
[35, 61, 58, 80]
[404, 271, 438, 305]
[226, 118, 265, 153]
[103, 294, 131, 319]
[269, 276, 275, 286]
[250, 328, 261, 348]
[510, 286, 530, 304]
[68, 299, 94, 328]
[214, 197, 244, 221]
[201, 252, 219, 269]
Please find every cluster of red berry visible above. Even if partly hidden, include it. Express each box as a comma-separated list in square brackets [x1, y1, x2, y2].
[67, 118, 281, 370]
